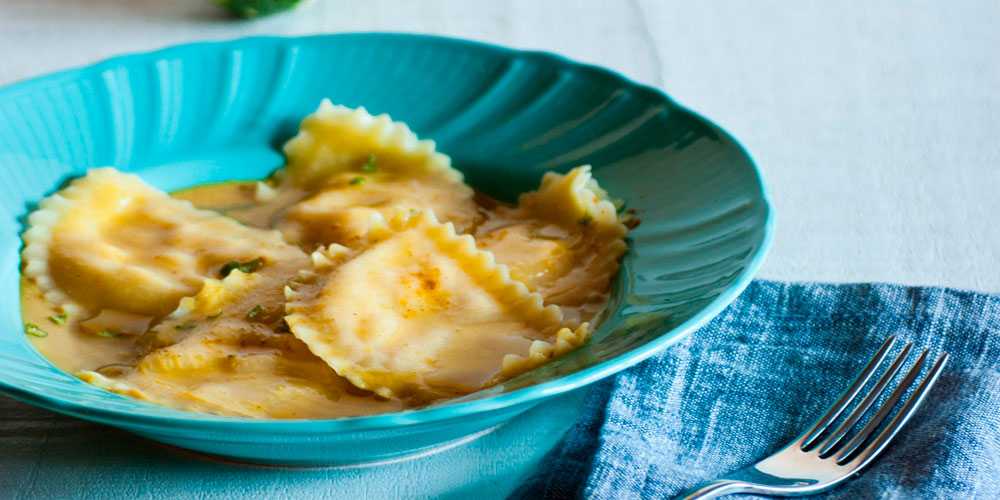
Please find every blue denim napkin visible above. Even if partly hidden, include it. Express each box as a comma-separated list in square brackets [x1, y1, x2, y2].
[512, 280, 1000, 499]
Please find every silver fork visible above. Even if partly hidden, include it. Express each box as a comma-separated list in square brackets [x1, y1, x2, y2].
[675, 336, 948, 499]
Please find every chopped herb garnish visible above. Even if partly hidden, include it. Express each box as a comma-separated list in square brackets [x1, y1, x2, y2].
[96, 330, 122, 338]
[24, 322, 48, 337]
[174, 321, 197, 330]
[219, 257, 262, 277]
[409, 208, 419, 215]
[362, 154, 377, 173]
[349, 176, 366, 186]
[246, 305, 263, 319]
[577, 212, 593, 225]
[208, 310, 224, 319]
[220, 261, 240, 276]
[48, 314, 67, 326]
[227, 354, 236, 360]
[276, 318, 291, 334]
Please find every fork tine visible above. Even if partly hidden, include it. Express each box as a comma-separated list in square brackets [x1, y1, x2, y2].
[817, 342, 913, 456]
[843, 352, 949, 467]
[835, 349, 930, 462]
[800, 336, 896, 449]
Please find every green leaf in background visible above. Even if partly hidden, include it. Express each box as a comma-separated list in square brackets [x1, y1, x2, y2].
[215, 0, 308, 18]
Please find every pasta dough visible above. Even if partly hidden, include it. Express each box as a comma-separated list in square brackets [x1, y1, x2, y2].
[21, 167, 302, 319]
[278, 171, 481, 249]
[78, 327, 403, 419]
[285, 210, 589, 401]
[277, 101, 480, 248]
[475, 166, 628, 324]
[281, 100, 463, 187]
[77, 255, 402, 419]
[19, 102, 630, 419]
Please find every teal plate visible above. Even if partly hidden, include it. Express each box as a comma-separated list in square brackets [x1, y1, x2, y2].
[0, 34, 773, 466]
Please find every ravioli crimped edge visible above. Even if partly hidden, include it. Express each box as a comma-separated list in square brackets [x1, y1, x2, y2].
[281, 99, 464, 186]
[284, 209, 591, 399]
[19, 167, 204, 317]
[526, 165, 630, 297]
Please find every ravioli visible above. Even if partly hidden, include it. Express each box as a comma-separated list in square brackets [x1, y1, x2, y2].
[281, 100, 463, 187]
[475, 166, 628, 324]
[79, 260, 402, 419]
[142, 251, 307, 349]
[277, 101, 480, 248]
[20, 167, 302, 320]
[78, 329, 402, 418]
[285, 210, 589, 401]
[20, 103, 630, 420]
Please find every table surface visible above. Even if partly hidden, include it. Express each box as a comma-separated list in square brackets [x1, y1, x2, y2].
[1, 1, 998, 498]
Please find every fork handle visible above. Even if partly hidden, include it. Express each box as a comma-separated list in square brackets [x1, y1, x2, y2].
[673, 479, 754, 499]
